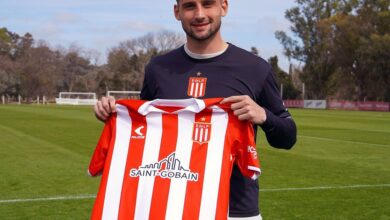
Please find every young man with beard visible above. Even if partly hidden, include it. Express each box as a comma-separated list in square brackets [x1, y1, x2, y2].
[94, 0, 297, 219]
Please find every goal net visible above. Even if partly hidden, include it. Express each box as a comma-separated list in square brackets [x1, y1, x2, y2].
[107, 91, 141, 100]
[55, 92, 97, 105]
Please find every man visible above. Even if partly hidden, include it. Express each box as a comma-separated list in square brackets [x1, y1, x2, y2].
[94, 0, 297, 219]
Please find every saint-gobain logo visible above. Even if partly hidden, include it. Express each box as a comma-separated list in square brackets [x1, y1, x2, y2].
[129, 152, 199, 181]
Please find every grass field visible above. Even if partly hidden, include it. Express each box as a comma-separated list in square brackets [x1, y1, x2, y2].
[0, 104, 389, 220]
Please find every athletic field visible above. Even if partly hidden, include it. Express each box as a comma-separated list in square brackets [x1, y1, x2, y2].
[0, 105, 389, 219]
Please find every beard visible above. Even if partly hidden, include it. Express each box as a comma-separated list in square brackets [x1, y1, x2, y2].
[182, 18, 222, 42]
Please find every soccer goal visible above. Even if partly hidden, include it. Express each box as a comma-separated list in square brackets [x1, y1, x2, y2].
[55, 92, 97, 105]
[106, 91, 141, 100]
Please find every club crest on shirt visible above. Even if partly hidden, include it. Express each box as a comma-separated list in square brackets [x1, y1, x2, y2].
[192, 122, 212, 144]
[187, 73, 207, 98]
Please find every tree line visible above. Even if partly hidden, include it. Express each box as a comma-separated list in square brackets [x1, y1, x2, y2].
[0, 29, 186, 102]
[276, 0, 389, 101]
[0, 27, 299, 102]
[0, 0, 388, 102]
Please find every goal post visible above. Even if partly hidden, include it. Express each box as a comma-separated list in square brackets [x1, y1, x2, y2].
[106, 91, 141, 100]
[55, 92, 97, 105]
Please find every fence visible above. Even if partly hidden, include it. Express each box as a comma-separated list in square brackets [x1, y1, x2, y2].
[284, 100, 389, 112]
[2, 95, 389, 112]
[0, 95, 51, 104]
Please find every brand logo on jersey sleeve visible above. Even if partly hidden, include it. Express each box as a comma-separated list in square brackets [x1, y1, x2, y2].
[248, 146, 258, 159]
[187, 74, 207, 98]
[129, 152, 198, 181]
[192, 122, 212, 144]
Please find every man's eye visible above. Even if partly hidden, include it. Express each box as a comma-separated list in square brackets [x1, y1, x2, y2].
[203, 1, 215, 7]
[183, 4, 195, 9]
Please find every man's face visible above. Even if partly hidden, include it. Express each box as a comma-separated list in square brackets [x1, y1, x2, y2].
[174, 0, 228, 42]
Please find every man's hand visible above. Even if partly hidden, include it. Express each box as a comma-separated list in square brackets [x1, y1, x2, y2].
[220, 95, 267, 125]
[94, 96, 116, 122]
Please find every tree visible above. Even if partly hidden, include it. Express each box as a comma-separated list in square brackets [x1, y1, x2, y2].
[0, 29, 37, 98]
[0, 55, 18, 97]
[107, 47, 134, 91]
[276, 0, 389, 101]
[59, 46, 92, 92]
[17, 41, 63, 100]
[0, 28, 13, 56]
[106, 30, 185, 92]
[275, 0, 353, 99]
[268, 56, 300, 99]
[94, 65, 113, 96]
[121, 30, 185, 55]
[318, 0, 389, 100]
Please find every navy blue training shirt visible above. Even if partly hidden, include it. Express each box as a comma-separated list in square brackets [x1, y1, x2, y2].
[140, 43, 297, 217]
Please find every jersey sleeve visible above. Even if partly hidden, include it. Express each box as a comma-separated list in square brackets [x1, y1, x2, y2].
[231, 117, 261, 180]
[88, 116, 115, 176]
[258, 69, 297, 149]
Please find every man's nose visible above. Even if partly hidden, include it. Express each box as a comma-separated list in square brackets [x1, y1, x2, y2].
[194, 6, 206, 20]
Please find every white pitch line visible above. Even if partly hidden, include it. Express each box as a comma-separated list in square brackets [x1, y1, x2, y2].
[298, 135, 390, 148]
[260, 184, 390, 192]
[0, 194, 96, 204]
[2, 184, 389, 204]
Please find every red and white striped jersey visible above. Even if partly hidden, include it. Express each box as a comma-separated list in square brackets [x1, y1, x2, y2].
[88, 98, 261, 220]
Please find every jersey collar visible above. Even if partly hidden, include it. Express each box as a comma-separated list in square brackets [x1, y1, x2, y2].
[184, 43, 228, 60]
[138, 98, 206, 115]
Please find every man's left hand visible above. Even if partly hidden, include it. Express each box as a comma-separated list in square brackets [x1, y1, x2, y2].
[221, 95, 267, 125]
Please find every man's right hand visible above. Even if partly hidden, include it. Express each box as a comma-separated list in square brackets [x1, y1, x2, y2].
[94, 96, 116, 122]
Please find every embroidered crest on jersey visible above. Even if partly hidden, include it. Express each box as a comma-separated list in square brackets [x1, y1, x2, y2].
[192, 122, 212, 144]
[187, 74, 207, 98]
[129, 152, 199, 181]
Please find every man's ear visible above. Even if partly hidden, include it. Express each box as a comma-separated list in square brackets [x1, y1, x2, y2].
[221, 0, 228, 17]
[174, 4, 181, 21]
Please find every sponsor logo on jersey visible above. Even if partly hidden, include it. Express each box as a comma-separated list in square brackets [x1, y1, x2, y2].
[187, 74, 207, 98]
[131, 126, 145, 139]
[129, 152, 199, 181]
[192, 121, 211, 144]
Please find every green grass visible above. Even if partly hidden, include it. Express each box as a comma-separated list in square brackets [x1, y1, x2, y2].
[0, 105, 389, 219]
[0, 105, 100, 219]
[257, 109, 390, 220]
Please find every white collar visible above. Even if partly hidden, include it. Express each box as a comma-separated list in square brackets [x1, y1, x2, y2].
[138, 98, 206, 115]
[184, 43, 228, 59]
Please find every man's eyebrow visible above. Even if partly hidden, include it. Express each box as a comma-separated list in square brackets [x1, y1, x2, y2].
[181, 1, 195, 7]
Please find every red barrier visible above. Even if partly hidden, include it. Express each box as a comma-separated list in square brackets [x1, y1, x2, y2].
[328, 100, 358, 110]
[325, 100, 389, 112]
[370, 102, 390, 112]
[284, 100, 304, 108]
[284, 100, 389, 112]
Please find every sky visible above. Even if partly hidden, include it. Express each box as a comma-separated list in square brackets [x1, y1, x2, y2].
[0, 0, 297, 71]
